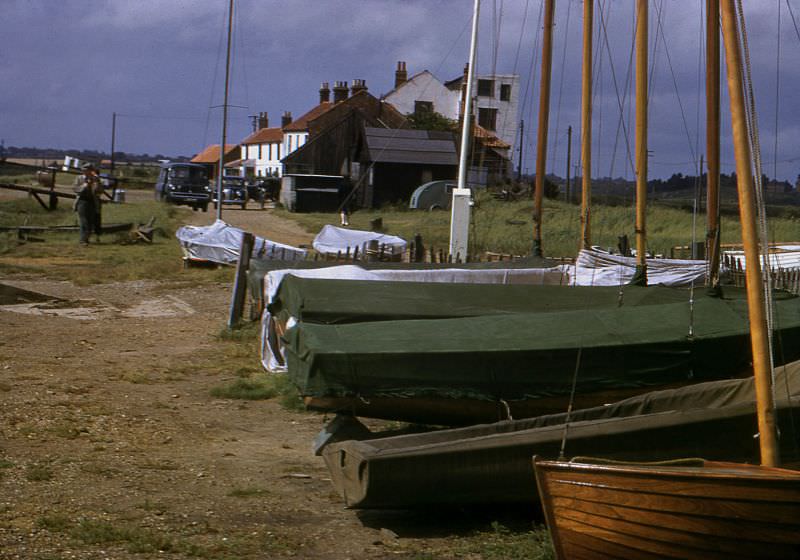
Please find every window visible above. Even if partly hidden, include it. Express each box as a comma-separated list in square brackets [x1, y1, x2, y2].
[258, 145, 262, 159]
[477, 79, 494, 97]
[414, 100, 433, 114]
[478, 107, 498, 131]
[500, 84, 511, 101]
[267, 144, 271, 160]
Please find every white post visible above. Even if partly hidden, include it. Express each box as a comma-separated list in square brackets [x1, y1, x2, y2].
[449, 0, 481, 260]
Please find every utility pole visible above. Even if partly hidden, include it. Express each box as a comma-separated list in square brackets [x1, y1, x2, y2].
[110, 112, 116, 177]
[565, 125, 572, 203]
[517, 119, 524, 182]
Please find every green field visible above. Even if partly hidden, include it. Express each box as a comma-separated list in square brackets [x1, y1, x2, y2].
[277, 192, 800, 259]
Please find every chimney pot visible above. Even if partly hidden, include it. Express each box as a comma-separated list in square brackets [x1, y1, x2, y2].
[281, 111, 292, 128]
[350, 79, 368, 96]
[394, 61, 408, 88]
[333, 81, 349, 103]
[319, 82, 330, 104]
[258, 111, 269, 129]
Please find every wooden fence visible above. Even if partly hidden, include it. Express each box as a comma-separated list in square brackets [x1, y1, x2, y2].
[724, 253, 800, 295]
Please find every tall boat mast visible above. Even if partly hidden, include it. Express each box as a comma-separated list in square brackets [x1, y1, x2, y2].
[720, 0, 779, 466]
[632, 0, 648, 285]
[706, 0, 722, 289]
[580, 0, 593, 250]
[532, 0, 555, 257]
[216, 0, 234, 221]
[449, 0, 481, 260]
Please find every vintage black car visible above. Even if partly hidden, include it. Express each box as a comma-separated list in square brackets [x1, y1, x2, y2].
[212, 176, 248, 209]
[154, 162, 212, 211]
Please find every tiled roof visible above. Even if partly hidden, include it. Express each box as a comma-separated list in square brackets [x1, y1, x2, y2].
[283, 102, 334, 132]
[473, 124, 510, 149]
[242, 127, 283, 145]
[191, 144, 238, 163]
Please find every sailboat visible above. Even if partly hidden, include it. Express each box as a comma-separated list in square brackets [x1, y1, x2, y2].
[534, 2, 800, 558]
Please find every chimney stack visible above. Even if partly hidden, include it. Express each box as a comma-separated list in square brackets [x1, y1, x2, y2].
[258, 111, 269, 129]
[319, 82, 330, 104]
[281, 111, 292, 128]
[394, 61, 408, 88]
[350, 79, 368, 96]
[333, 81, 349, 103]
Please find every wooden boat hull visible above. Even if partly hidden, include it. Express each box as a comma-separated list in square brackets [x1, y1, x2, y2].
[303, 381, 689, 425]
[534, 458, 800, 560]
[321, 362, 800, 508]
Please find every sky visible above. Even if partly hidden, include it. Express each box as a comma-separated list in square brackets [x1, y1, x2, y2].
[2, 0, 799, 181]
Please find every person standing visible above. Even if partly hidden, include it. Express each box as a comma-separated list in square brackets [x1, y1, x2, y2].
[74, 163, 100, 246]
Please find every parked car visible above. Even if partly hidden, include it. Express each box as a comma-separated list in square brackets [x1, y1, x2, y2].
[212, 176, 248, 209]
[154, 162, 211, 211]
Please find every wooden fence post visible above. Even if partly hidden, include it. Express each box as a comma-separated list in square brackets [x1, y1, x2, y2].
[228, 232, 255, 328]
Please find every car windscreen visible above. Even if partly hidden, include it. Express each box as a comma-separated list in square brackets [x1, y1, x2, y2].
[169, 167, 207, 181]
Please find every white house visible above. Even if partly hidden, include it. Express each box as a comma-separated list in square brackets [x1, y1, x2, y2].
[240, 125, 284, 177]
[383, 61, 520, 158]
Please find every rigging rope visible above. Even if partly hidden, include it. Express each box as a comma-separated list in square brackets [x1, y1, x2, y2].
[735, 0, 778, 403]
[550, 0, 573, 171]
[597, 2, 636, 175]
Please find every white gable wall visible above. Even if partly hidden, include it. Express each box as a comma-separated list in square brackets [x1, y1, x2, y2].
[384, 71, 460, 120]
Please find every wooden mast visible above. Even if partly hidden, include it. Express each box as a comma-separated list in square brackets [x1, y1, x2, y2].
[580, 0, 593, 250]
[719, 0, 780, 467]
[632, 0, 648, 285]
[533, 0, 555, 257]
[706, 0, 722, 290]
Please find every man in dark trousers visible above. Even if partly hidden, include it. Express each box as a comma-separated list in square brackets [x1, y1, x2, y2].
[74, 163, 101, 246]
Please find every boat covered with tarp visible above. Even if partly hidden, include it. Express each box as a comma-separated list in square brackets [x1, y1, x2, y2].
[284, 287, 800, 424]
[321, 359, 800, 508]
[257, 262, 571, 371]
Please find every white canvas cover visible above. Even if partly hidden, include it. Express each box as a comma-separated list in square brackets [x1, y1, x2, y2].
[312, 225, 407, 255]
[723, 246, 800, 270]
[572, 248, 708, 287]
[260, 264, 571, 372]
[176, 220, 307, 265]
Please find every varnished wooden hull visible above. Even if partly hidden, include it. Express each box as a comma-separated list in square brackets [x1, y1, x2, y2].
[534, 458, 800, 559]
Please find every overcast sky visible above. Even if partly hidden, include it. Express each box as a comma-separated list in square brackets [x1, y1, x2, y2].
[2, 1, 799, 181]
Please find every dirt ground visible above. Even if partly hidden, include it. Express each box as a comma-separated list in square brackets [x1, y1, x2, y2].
[0, 192, 539, 559]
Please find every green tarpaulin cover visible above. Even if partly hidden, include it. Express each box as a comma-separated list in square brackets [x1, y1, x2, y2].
[284, 288, 800, 402]
[269, 277, 701, 325]
[322, 359, 800, 507]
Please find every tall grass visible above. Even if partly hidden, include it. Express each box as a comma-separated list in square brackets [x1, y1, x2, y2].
[275, 192, 800, 258]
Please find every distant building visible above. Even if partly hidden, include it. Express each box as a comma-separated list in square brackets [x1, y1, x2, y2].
[383, 61, 520, 160]
[191, 144, 239, 179]
[240, 112, 283, 178]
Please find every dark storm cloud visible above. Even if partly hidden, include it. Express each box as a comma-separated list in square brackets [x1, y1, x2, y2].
[1, 1, 798, 180]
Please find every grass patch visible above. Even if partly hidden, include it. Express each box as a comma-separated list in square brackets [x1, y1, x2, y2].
[227, 486, 271, 498]
[0, 459, 14, 469]
[0, 197, 232, 286]
[26, 463, 54, 481]
[274, 192, 800, 259]
[50, 423, 81, 440]
[442, 522, 554, 560]
[37, 513, 72, 532]
[210, 372, 303, 410]
[211, 378, 278, 400]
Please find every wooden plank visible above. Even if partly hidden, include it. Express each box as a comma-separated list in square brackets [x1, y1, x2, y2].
[228, 232, 255, 328]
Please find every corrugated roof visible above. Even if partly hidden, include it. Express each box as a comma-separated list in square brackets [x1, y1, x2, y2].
[363, 127, 457, 165]
[242, 127, 283, 145]
[191, 144, 238, 163]
[283, 102, 334, 132]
